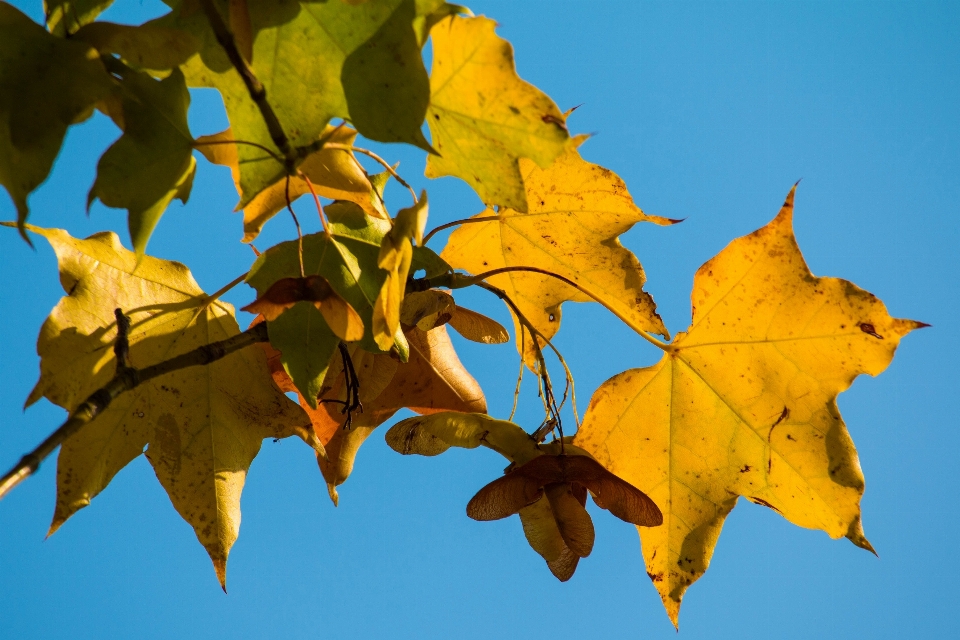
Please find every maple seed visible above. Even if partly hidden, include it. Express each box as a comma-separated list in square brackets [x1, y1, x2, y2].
[467, 454, 663, 528]
[243, 275, 364, 342]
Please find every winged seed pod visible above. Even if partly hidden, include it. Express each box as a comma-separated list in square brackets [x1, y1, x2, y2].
[385, 412, 662, 580]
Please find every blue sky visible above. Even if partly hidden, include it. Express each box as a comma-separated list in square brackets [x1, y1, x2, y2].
[1, 1, 957, 638]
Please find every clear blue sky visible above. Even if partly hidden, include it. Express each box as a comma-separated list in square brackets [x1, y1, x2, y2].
[1, 1, 957, 638]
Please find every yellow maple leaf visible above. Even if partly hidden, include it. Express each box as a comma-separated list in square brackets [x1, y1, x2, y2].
[425, 15, 569, 211]
[574, 186, 926, 626]
[441, 144, 676, 366]
[195, 124, 388, 242]
[24, 226, 314, 589]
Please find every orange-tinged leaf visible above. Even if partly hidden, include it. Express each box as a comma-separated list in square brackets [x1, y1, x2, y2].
[195, 124, 388, 242]
[574, 186, 926, 625]
[264, 324, 485, 503]
[243, 275, 364, 342]
[441, 144, 675, 367]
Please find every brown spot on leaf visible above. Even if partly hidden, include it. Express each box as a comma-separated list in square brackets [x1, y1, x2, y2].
[859, 323, 883, 339]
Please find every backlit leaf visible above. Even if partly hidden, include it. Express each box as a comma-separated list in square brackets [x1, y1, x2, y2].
[425, 15, 569, 211]
[24, 225, 314, 589]
[88, 62, 196, 257]
[441, 144, 676, 366]
[266, 325, 485, 504]
[373, 193, 428, 349]
[158, 0, 431, 207]
[73, 21, 199, 70]
[45, 0, 113, 36]
[574, 187, 926, 625]
[0, 3, 113, 235]
[194, 124, 389, 242]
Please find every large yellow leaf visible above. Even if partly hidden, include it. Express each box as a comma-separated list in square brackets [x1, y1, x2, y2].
[25, 226, 313, 588]
[425, 15, 569, 211]
[441, 145, 675, 365]
[574, 187, 925, 625]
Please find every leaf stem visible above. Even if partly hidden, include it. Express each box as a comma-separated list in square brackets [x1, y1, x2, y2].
[458, 266, 673, 351]
[300, 173, 332, 237]
[0, 319, 270, 502]
[323, 143, 418, 204]
[193, 138, 283, 163]
[284, 176, 306, 277]
[422, 215, 501, 246]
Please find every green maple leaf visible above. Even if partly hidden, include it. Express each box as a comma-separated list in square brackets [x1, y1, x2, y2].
[0, 3, 113, 237]
[87, 61, 196, 257]
[157, 0, 433, 209]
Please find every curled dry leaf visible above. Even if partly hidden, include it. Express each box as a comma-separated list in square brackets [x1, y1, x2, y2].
[242, 275, 364, 342]
[400, 289, 509, 343]
[373, 193, 429, 349]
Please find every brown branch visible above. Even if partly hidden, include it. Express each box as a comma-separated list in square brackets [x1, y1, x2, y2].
[198, 0, 295, 169]
[0, 320, 271, 501]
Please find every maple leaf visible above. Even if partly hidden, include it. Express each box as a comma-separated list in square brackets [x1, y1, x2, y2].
[574, 186, 926, 625]
[45, 0, 114, 36]
[373, 193, 429, 350]
[0, 3, 113, 236]
[243, 274, 365, 409]
[194, 124, 388, 242]
[386, 412, 661, 580]
[73, 21, 200, 70]
[264, 325, 486, 504]
[157, 0, 433, 207]
[441, 144, 677, 366]
[87, 60, 197, 257]
[425, 15, 569, 212]
[23, 225, 315, 589]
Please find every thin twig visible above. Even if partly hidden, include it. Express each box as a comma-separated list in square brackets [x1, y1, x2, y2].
[455, 266, 673, 351]
[0, 321, 270, 501]
[284, 176, 305, 277]
[422, 216, 501, 246]
[300, 173, 331, 237]
[198, 0, 294, 169]
[323, 143, 418, 204]
[193, 138, 283, 163]
[508, 327, 525, 421]
[474, 281, 575, 430]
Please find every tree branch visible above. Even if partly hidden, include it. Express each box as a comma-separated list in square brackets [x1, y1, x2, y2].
[0, 318, 271, 501]
[198, 0, 295, 170]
